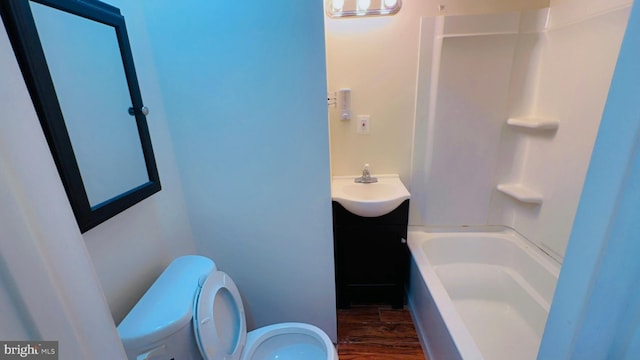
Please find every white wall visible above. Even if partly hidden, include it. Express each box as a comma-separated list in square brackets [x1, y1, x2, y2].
[325, 0, 425, 185]
[0, 15, 126, 358]
[0, 1, 196, 354]
[85, 0, 197, 323]
[140, 0, 337, 340]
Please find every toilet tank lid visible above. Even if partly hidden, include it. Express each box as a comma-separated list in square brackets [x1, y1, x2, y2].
[117, 255, 216, 345]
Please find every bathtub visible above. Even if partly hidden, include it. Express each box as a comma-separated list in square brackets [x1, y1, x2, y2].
[407, 227, 560, 360]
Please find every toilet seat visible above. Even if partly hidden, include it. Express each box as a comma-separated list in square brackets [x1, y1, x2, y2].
[119, 255, 336, 360]
[194, 270, 247, 360]
[194, 269, 337, 360]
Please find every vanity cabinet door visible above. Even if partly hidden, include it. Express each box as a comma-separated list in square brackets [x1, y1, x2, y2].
[333, 200, 409, 309]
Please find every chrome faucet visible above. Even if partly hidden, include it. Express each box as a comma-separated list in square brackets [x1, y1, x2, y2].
[355, 164, 378, 183]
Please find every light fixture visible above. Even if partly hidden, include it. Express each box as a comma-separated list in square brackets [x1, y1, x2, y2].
[326, 0, 402, 18]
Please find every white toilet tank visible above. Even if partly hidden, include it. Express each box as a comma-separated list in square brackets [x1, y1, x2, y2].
[117, 256, 216, 360]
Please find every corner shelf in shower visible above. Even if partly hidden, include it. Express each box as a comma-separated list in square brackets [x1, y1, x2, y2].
[507, 117, 559, 131]
[497, 183, 543, 205]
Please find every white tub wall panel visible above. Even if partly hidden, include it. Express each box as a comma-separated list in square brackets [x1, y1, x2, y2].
[487, 9, 546, 229]
[503, 31, 546, 118]
[491, 8, 548, 192]
[518, 7, 551, 34]
[548, 0, 632, 28]
[423, 31, 518, 226]
[409, 16, 437, 226]
[411, 10, 547, 227]
[488, 3, 631, 261]
[510, 5, 631, 260]
[440, 12, 520, 36]
[487, 130, 527, 228]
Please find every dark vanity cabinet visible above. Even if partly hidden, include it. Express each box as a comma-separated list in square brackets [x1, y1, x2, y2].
[332, 200, 410, 309]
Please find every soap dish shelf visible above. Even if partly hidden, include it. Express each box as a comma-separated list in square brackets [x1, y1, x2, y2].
[507, 117, 559, 131]
[497, 183, 542, 205]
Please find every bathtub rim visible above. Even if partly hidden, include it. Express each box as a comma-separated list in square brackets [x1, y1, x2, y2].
[411, 225, 562, 274]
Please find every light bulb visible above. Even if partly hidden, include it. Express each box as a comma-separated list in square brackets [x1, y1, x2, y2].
[384, 0, 397, 9]
[332, 0, 344, 11]
[357, 0, 371, 11]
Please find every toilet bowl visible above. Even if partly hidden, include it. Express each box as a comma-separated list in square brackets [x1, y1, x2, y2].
[242, 322, 335, 360]
[117, 255, 338, 360]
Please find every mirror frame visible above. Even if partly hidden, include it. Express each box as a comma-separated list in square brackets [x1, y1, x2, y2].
[0, 0, 161, 232]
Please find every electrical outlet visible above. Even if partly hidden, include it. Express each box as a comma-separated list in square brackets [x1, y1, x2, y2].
[357, 115, 370, 134]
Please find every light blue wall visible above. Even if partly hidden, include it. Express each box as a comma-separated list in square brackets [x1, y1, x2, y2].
[140, 1, 336, 339]
[0, 0, 197, 326]
[539, 1, 640, 358]
[0, 1, 197, 355]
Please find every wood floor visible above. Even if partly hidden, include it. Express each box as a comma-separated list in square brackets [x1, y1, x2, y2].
[337, 304, 427, 359]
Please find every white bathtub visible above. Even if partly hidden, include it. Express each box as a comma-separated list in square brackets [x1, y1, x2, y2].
[407, 227, 560, 360]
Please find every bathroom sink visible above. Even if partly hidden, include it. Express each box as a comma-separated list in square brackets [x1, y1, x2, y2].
[331, 175, 410, 217]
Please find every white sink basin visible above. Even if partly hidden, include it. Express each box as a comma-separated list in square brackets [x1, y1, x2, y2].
[331, 174, 410, 217]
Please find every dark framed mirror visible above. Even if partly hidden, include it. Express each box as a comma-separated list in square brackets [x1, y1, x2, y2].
[1, 0, 161, 232]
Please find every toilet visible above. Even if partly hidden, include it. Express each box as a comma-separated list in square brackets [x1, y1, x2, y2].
[117, 255, 338, 360]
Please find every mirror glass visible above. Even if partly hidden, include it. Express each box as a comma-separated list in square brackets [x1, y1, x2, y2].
[30, 2, 149, 207]
[0, 0, 161, 232]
